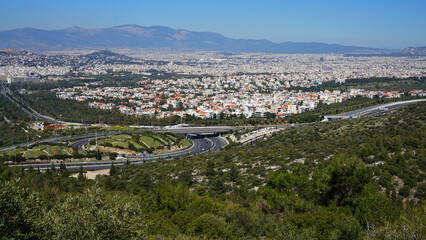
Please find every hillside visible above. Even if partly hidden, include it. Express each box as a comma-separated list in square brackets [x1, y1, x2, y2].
[1, 102, 425, 239]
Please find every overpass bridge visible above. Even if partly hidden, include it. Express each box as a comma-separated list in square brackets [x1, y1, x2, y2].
[157, 126, 234, 134]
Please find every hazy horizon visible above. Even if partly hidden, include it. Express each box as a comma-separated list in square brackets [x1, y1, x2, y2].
[1, 0, 425, 49]
[1, 24, 424, 50]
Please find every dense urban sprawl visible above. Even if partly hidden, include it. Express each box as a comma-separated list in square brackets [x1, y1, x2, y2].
[1, 49, 425, 118]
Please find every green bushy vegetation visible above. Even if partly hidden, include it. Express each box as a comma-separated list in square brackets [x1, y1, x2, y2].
[0, 102, 424, 239]
[0, 94, 30, 121]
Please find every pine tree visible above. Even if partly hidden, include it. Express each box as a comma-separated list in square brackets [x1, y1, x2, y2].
[78, 165, 85, 180]
[60, 161, 66, 172]
[96, 149, 102, 160]
[206, 160, 216, 177]
[229, 164, 239, 182]
[50, 163, 56, 172]
[110, 163, 117, 176]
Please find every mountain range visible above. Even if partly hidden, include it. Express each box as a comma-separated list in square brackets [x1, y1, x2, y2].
[0, 24, 384, 53]
[345, 46, 426, 57]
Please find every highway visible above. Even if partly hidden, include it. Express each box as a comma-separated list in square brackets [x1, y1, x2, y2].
[69, 136, 108, 151]
[0, 126, 234, 152]
[4, 99, 425, 171]
[11, 136, 228, 171]
[324, 99, 426, 120]
[1, 85, 67, 123]
[340, 99, 425, 117]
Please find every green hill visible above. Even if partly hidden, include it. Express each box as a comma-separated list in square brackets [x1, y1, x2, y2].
[0, 102, 424, 239]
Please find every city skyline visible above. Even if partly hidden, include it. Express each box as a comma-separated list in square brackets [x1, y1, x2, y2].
[0, 0, 425, 49]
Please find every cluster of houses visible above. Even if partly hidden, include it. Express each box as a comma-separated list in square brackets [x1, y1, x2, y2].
[55, 81, 412, 119]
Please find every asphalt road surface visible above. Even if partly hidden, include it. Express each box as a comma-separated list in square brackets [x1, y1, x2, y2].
[336, 99, 425, 118]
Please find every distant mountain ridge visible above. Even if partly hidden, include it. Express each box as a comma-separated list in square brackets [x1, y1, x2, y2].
[0, 24, 383, 53]
[400, 47, 426, 55]
[345, 46, 426, 57]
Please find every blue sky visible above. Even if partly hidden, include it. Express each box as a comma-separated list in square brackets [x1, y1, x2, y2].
[0, 0, 425, 48]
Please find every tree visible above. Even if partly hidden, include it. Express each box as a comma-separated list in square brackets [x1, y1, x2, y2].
[178, 170, 193, 187]
[44, 186, 147, 239]
[399, 186, 410, 198]
[59, 161, 66, 171]
[133, 172, 153, 191]
[229, 164, 239, 182]
[415, 182, 426, 200]
[267, 171, 297, 192]
[59, 161, 69, 177]
[110, 163, 117, 176]
[78, 165, 85, 180]
[96, 149, 102, 160]
[211, 179, 226, 194]
[50, 163, 56, 172]
[355, 192, 402, 227]
[324, 154, 373, 206]
[206, 160, 216, 177]
[188, 197, 219, 217]
[334, 216, 363, 240]
[109, 152, 118, 160]
[364, 215, 424, 240]
[0, 180, 42, 239]
[187, 214, 234, 240]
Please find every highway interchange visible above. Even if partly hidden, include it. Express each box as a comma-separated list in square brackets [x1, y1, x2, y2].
[12, 136, 228, 171]
[0, 126, 233, 152]
[3, 99, 425, 172]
